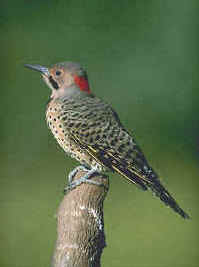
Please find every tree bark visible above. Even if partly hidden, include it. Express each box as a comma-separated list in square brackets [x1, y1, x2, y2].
[51, 170, 109, 267]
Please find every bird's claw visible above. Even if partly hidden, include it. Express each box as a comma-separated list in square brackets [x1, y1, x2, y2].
[64, 165, 107, 193]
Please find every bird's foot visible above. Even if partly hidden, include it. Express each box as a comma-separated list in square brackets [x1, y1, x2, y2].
[64, 165, 107, 193]
[68, 165, 88, 184]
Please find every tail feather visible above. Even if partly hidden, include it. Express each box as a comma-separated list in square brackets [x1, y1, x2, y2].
[148, 180, 190, 219]
[115, 163, 190, 219]
[82, 139, 189, 219]
[111, 162, 190, 219]
[108, 156, 190, 219]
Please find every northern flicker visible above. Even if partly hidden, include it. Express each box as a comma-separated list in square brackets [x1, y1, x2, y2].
[25, 62, 189, 219]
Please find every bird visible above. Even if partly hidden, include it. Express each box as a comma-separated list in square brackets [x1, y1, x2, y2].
[25, 61, 189, 219]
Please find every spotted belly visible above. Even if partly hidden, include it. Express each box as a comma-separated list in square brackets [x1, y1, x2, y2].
[46, 100, 104, 172]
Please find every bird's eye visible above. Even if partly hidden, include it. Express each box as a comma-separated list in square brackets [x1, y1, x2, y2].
[55, 70, 61, 76]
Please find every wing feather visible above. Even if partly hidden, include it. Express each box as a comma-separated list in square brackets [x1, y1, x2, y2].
[71, 133, 148, 190]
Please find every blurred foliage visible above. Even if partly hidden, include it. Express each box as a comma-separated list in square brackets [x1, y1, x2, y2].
[0, 0, 199, 266]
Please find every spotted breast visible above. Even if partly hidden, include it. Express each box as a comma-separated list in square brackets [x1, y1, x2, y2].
[46, 97, 104, 172]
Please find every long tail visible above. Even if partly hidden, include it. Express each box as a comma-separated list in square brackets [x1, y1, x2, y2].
[112, 163, 190, 219]
[147, 180, 190, 219]
[84, 141, 190, 219]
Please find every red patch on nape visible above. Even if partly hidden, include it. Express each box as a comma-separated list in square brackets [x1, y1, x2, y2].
[74, 75, 91, 94]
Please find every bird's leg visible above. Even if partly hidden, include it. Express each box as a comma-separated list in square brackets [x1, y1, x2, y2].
[65, 165, 107, 192]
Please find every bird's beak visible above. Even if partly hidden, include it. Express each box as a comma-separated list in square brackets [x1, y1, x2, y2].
[24, 64, 50, 77]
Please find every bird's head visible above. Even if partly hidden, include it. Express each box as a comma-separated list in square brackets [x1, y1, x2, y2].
[25, 61, 91, 99]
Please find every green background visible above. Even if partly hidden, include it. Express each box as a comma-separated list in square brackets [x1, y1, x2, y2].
[1, 0, 199, 266]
